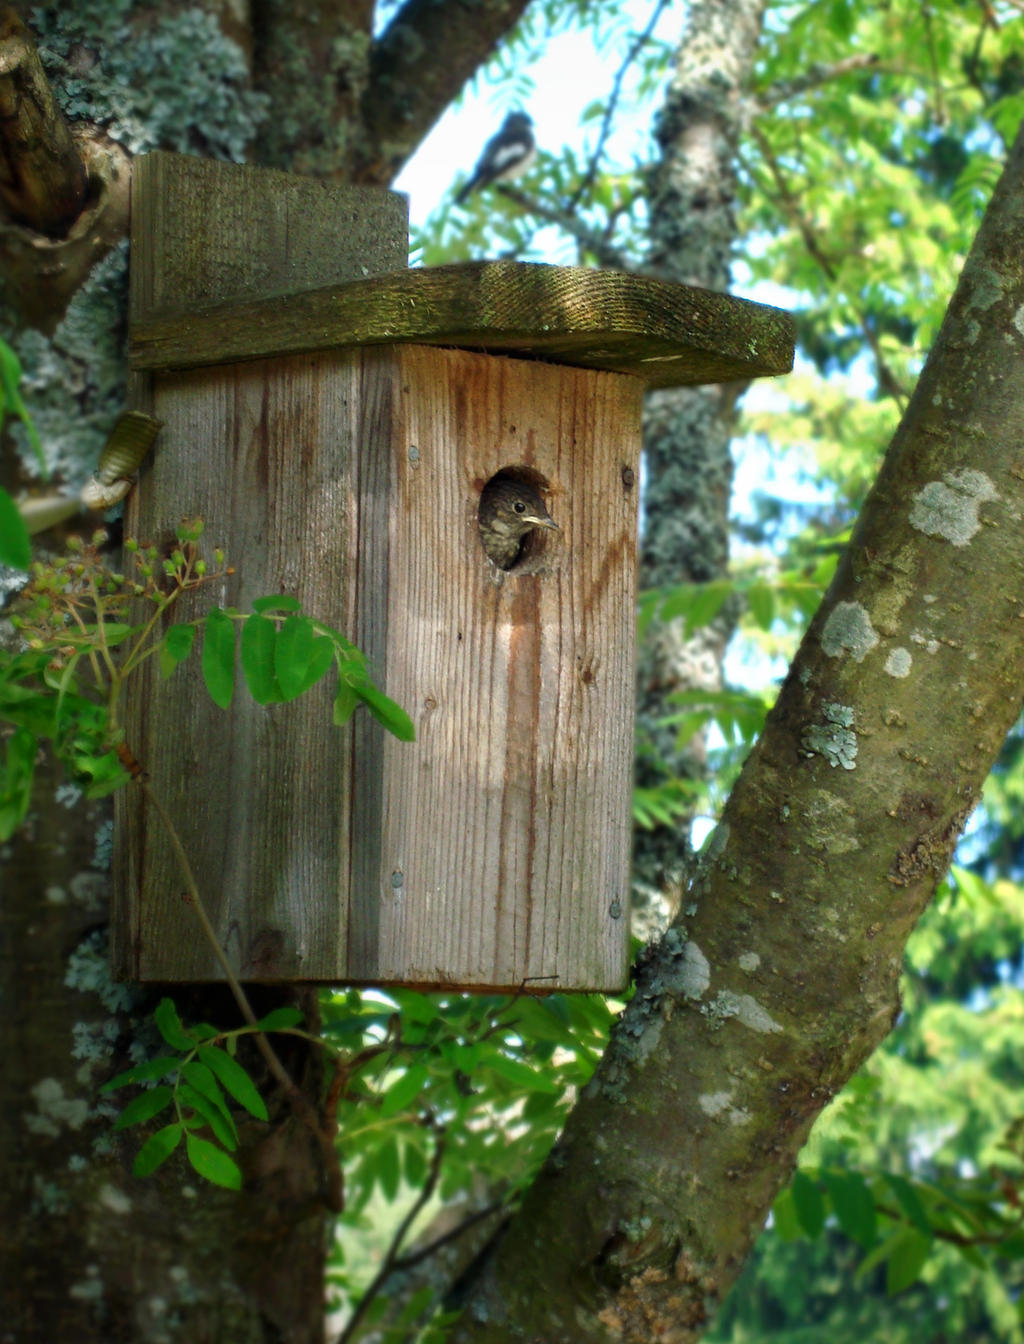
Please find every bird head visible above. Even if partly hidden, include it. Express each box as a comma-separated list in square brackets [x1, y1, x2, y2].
[478, 476, 558, 569]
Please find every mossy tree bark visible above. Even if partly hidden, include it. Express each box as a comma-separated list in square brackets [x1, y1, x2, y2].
[633, 0, 769, 927]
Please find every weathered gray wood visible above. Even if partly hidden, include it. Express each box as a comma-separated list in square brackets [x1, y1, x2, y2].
[348, 345, 639, 990]
[114, 352, 364, 980]
[130, 259, 795, 389]
[129, 150, 409, 319]
[113, 152, 408, 981]
[116, 344, 637, 989]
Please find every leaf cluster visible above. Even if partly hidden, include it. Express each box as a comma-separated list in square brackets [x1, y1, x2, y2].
[101, 997, 299, 1189]
[325, 985, 617, 1319]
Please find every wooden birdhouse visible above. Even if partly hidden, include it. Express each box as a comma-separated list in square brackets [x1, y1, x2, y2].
[112, 152, 793, 992]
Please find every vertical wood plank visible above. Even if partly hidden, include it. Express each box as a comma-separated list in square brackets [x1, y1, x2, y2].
[115, 152, 408, 980]
[115, 352, 363, 980]
[348, 346, 641, 992]
[128, 151, 409, 320]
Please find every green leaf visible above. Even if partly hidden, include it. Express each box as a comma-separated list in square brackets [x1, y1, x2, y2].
[791, 1169, 826, 1238]
[0, 724, 36, 841]
[685, 579, 733, 634]
[332, 678, 358, 726]
[950, 863, 997, 907]
[252, 594, 302, 614]
[160, 623, 197, 678]
[0, 340, 45, 473]
[380, 1064, 430, 1117]
[185, 1133, 242, 1190]
[746, 580, 775, 630]
[197, 1044, 269, 1121]
[823, 1169, 877, 1249]
[274, 614, 314, 698]
[404, 1138, 428, 1187]
[180, 1061, 222, 1102]
[201, 608, 236, 708]
[772, 1186, 803, 1241]
[254, 1006, 304, 1032]
[376, 1137, 402, 1200]
[154, 997, 195, 1051]
[883, 1172, 931, 1234]
[485, 1053, 560, 1093]
[351, 680, 415, 742]
[114, 1085, 175, 1130]
[241, 611, 283, 703]
[274, 616, 334, 700]
[885, 1226, 933, 1295]
[0, 487, 31, 569]
[178, 1077, 238, 1150]
[90, 622, 134, 647]
[101, 1056, 181, 1094]
[133, 1122, 183, 1177]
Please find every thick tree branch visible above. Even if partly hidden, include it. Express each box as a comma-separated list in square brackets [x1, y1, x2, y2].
[454, 121, 1024, 1344]
[249, 0, 374, 176]
[354, 0, 533, 186]
[0, 3, 86, 234]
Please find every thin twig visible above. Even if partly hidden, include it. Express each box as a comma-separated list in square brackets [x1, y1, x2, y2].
[335, 1124, 448, 1344]
[570, 0, 672, 208]
[137, 772, 344, 1211]
[496, 182, 631, 268]
[391, 1197, 510, 1273]
[759, 52, 881, 108]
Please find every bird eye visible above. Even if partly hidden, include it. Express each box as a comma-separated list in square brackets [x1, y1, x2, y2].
[513, 500, 526, 513]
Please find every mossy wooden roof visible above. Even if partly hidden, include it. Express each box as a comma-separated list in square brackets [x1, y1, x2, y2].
[130, 259, 794, 389]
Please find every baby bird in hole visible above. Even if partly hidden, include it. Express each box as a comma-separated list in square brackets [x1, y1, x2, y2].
[478, 477, 558, 570]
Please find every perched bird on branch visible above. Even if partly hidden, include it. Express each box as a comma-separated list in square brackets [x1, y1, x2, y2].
[478, 476, 558, 570]
[455, 112, 536, 204]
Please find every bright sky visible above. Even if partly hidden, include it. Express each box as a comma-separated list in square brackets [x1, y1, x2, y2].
[394, 5, 679, 230]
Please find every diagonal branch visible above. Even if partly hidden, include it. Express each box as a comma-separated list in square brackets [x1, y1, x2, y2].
[0, 3, 87, 234]
[747, 121, 910, 404]
[759, 51, 880, 108]
[570, 0, 673, 208]
[355, 0, 533, 185]
[452, 116, 1024, 1344]
[496, 181, 631, 269]
[335, 1123, 448, 1344]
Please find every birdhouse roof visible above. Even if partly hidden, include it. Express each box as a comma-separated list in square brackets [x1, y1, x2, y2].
[130, 260, 794, 388]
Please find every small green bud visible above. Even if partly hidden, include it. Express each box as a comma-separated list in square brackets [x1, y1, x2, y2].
[124, 537, 139, 554]
[195, 559, 207, 576]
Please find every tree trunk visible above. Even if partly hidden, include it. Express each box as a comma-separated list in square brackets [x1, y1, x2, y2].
[0, 758, 330, 1342]
[452, 115, 1024, 1344]
[634, 0, 768, 928]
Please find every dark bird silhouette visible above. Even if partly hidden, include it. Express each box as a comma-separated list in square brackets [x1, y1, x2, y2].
[455, 112, 536, 205]
[478, 477, 558, 570]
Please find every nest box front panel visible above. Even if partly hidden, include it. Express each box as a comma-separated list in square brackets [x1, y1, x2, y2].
[348, 345, 641, 992]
